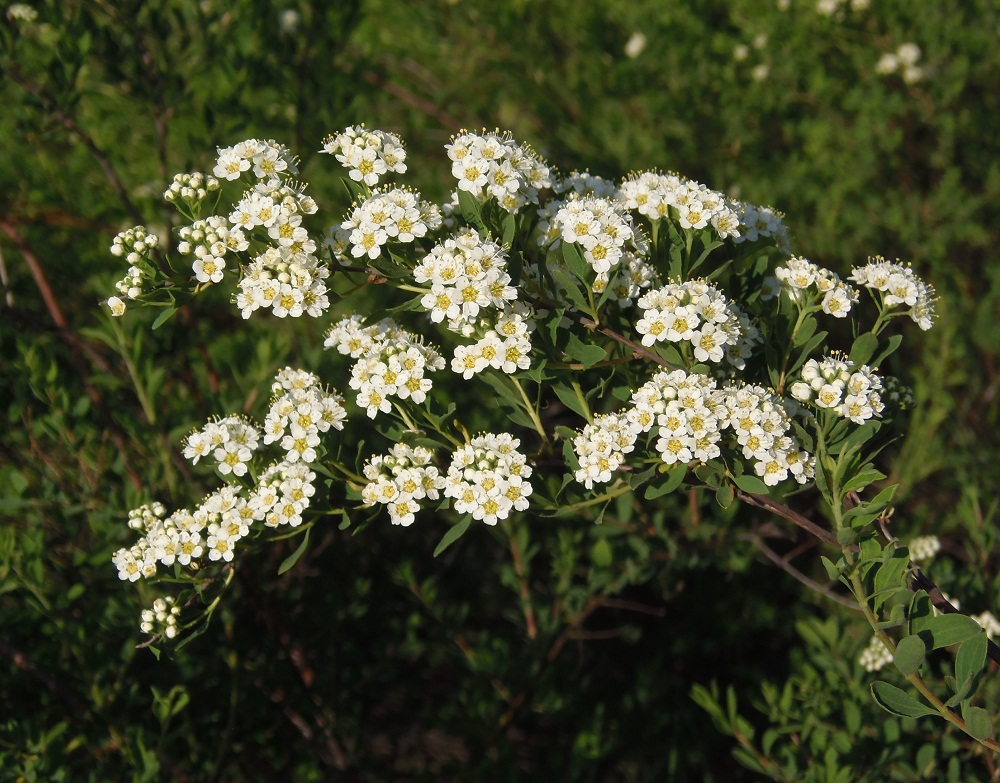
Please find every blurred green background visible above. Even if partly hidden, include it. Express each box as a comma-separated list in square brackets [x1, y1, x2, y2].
[2, 0, 1000, 780]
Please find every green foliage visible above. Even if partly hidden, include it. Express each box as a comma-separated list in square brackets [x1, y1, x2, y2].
[3, 0, 1000, 780]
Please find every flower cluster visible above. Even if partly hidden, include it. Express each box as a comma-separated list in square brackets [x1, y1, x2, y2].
[163, 171, 220, 209]
[413, 228, 534, 378]
[875, 43, 924, 84]
[574, 371, 812, 488]
[183, 415, 261, 477]
[325, 316, 446, 418]
[444, 433, 533, 524]
[790, 356, 885, 424]
[446, 130, 552, 213]
[251, 461, 318, 529]
[767, 256, 858, 318]
[262, 368, 348, 463]
[600, 252, 657, 308]
[731, 202, 791, 252]
[908, 535, 941, 563]
[636, 281, 760, 367]
[213, 138, 297, 182]
[321, 125, 407, 187]
[549, 196, 640, 276]
[177, 216, 249, 285]
[6, 3, 37, 22]
[340, 186, 441, 260]
[850, 257, 936, 330]
[858, 634, 892, 672]
[107, 226, 160, 315]
[140, 596, 180, 638]
[619, 172, 741, 239]
[361, 444, 447, 526]
[816, 0, 870, 19]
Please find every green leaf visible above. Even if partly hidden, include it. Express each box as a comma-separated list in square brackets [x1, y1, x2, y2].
[793, 315, 818, 347]
[873, 551, 910, 610]
[821, 556, 842, 580]
[457, 189, 487, 234]
[715, 483, 734, 509]
[893, 635, 926, 675]
[565, 334, 606, 368]
[644, 466, 687, 499]
[151, 307, 177, 330]
[277, 528, 310, 575]
[849, 332, 879, 366]
[788, 331, 828, 375]
[434, 517, 472, 557]
[552, 383, 588, 419]
[955, 633, 988, 692]
[871, 334, 904, 369]
[963, 705, 994, 741]
[501, 212, 516, 247]
[590, 537, 612, 568]
[549, 266, 591, 311]
[871, 682, 936, 719]
[561, 241, 591, 281]
[912, 613, 982, 650]
[733, 474, 769, 495]
[842, 468, 887, 495]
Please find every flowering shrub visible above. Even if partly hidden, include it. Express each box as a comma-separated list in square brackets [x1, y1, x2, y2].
[103, 125, 1000, 756]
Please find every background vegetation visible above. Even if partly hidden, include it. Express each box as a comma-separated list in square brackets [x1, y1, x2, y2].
[2, 0, 999, 779]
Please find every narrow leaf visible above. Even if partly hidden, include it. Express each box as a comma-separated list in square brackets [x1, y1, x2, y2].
[434, 517, 472, 557]
[644, 466, 687, 499]
[278, 528, 310, 575]
[151, 307, 177, 331]
[870, 682, 936, 718]
[849, 332, 879, 366]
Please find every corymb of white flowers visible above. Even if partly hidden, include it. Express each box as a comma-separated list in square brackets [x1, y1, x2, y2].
[104, 124, 938, 646]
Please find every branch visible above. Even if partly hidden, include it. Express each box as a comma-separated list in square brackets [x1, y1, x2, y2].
[734, 488, 839, 547]
[742, 532, 861, 611]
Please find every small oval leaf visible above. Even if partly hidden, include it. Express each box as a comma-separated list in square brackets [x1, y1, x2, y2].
[893, 635, 926, 676]
[871, 681, 936, 719]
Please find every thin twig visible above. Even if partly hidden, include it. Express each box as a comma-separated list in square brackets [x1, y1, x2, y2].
[743, 532, 861, 611]
[734, 488, 839, 547]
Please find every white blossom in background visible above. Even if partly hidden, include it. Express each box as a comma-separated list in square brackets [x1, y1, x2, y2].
[975, 612, 1000, 640]
[850, 257, 937, 330]
[444, 433, 533, 525]
[859, 634, 893, 672]
[875, 43, 924, 84]
[446, 130, 552, 213]
[6, 3, 37, 22]
[623, 32, 647, 59]
[908, 535, 941, 564]
[321, 125, 407, 187]
[362, 444, 447, 526]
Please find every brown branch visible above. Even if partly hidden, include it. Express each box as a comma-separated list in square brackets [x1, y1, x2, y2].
[734, 488, 839, 547]
[362, 69, 474, 132]
[0, 639, 88, 713]
[743, 532, 861, 611]
[7, 65, 144, 225]
[1, 221, 142, 491]
[508, 530, 537, 640]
